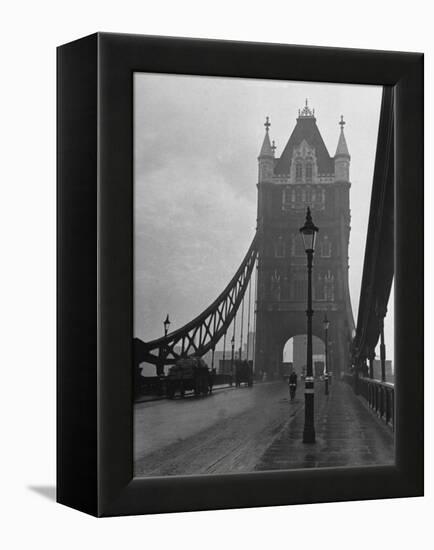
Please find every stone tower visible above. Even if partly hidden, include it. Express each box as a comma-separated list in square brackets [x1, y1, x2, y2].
[254, 101, 355, 378]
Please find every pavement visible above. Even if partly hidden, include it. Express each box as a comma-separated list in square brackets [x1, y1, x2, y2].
[255, 380, 394, 471]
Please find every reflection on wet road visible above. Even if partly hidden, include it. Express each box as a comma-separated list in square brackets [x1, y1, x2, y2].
[134, 381, 298, 477]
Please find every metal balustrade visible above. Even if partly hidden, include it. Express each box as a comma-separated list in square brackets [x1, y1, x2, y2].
[343, 374, 394, 430]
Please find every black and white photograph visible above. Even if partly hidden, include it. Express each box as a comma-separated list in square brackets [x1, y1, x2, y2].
[133, 74, 395, 477]
[2, 0, 429, 544]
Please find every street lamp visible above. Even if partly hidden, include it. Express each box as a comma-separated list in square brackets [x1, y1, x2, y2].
[157, 314, 171, 378]
[300, 207, 318, 444]
[163, 314, 171, 337]
[231, 335, 235, 386]
[328, 341, 333, 386]
[323, 314, 330, 396]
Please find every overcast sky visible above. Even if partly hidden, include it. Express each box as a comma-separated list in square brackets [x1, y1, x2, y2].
[134, 73, 393, 363]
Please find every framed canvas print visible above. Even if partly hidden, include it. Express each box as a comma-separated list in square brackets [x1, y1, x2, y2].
[57, 33, 423, 517]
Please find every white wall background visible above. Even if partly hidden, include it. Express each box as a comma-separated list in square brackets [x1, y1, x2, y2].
[0, 1, 431, 548]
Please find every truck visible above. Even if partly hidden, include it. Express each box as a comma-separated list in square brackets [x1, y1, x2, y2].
[166, 356, 212, 399]
[235, 360, 253, 387]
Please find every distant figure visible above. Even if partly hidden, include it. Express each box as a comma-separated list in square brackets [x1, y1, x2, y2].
[288, 370, 298, 401]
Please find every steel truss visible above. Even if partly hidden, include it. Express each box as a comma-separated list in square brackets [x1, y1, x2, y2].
[134, 235, 258, 367]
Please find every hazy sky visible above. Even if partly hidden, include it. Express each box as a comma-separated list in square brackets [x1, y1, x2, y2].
[134, 73, 393, 363]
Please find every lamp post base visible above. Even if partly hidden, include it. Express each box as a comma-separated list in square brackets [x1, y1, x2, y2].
[303, 428, 316, 444]
[303, 390, 316, 443]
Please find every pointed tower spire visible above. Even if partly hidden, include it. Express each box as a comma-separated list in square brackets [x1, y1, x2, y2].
[335, 115, 350, 158]
[258, 116, 274, 158]
[258, 116, 274, 182]
[334, 115, 350, 182]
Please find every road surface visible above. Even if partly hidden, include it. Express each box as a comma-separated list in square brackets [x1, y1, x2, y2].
[134, 381, 297, 477]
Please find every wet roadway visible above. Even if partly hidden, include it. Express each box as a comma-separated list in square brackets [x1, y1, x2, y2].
[134, 381, 295, 477]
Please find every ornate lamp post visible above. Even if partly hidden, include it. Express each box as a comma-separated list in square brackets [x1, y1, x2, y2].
[300, 207, 318, 443]
[323, 314, 330, 396]
[231, 335, 235, 385]
[157, 314, 171, 378]
[163, 314, 171, 337]
[328, 341, 333, 386]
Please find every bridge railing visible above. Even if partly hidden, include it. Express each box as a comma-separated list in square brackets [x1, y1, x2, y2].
[342, 373, 394, 430]
[358, 377, 394, 430]
[135, 373, 237, 400]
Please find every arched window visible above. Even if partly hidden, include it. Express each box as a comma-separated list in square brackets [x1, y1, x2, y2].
[321, 235, 332, 257]
[295, 162, 302, 181]
[305, 162, 313, 182]
[271, 270, 281, 301]
[324, 270, 335, 301]
[292, 233, 305, 257]
[275, 236, 285, 257]
[282, 188, 293, 211]
[282, 273, 290, 300]
[313, 187, 326, 211]
[315, 273, 325, 300]
[292, 273, 307, 301]
[295, 187, 303, 202]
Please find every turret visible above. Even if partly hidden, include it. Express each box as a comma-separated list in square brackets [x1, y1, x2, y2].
[334, 115, 350, 182]
[258, 116, 275, 183]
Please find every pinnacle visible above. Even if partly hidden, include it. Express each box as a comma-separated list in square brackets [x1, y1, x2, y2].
[335, 126, 350, 158]
[259, 131, 274, 158]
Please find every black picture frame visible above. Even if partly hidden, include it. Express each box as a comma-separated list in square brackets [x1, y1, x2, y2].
[57, 32, 423, 517]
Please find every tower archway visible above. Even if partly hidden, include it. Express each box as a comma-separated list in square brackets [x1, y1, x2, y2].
[282, 334, 326, 378]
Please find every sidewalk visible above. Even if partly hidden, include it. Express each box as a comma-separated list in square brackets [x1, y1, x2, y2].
[255, 381, 394, 471]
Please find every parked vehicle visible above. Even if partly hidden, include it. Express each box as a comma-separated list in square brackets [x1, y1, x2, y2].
[235, 360, 253, 387]
[166, 357, 211, 399]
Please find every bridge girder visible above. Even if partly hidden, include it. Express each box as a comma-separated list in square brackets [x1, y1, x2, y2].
[134, 235, 258, 370]
[352, 87, 395, 366]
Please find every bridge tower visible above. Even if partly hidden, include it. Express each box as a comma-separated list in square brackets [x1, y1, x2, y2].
[255, 101, 355, 379]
